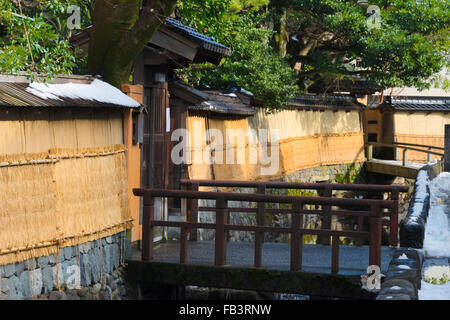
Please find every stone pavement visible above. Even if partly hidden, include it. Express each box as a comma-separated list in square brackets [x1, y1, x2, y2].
[145, 240, 396, 276]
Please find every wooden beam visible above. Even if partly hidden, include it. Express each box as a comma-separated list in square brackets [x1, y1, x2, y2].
[148, 26, 198, 61]
[445, 125, 450, 172]
[366, 160, 419, 179]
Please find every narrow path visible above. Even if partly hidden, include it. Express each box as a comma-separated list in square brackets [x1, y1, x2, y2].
[419, 172, 450, 300]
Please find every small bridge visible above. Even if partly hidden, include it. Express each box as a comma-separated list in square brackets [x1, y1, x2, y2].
[127, 180, 409, 299]
[366, 142, 444, 179]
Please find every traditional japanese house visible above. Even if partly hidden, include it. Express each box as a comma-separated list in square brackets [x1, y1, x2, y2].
[363, 87, 450, 162]
[170, 82, 367, 183]
[72, 19, 371, 244]
[0, 74, 139, 269]
[71, 17, 232, 242]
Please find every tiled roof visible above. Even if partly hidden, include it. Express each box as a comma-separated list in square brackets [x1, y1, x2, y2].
[191, 91, 256, 116]
[307, 75, 381, 95]
[288, 94, 365, 110]
[386, 96, 450, 111]
[165, 18, 231, 57]
[169, 82, 255, 116]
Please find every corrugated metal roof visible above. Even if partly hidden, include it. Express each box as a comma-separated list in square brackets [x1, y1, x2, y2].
[165, 18, 231, 57]
[387, 96, 450, 111]
[0, 78, 140, 108]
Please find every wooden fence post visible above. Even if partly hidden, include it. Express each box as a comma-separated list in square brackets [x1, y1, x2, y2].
[427, 148, 432, 163]
[290, 201, 303, 272]
[180, 226, 188, 264]
[402, 149, 409, 166]
[254, 185, 266, 268]
[394, 136, 399, 161]
[321, 187, 332, 245]
[142, 195, 154, 261]
[356, 216, 364, 247]
[215, 197, 227, 266]
[445, 125, 450, 172]
[369, 205, 382, 267]
[331, 235, 340, 274]
[367, 144, 373, 161]
[187, 182, 199, 241]
[389, 189, 399, 247]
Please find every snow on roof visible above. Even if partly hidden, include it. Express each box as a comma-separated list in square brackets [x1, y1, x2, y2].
[25, 79, 140, 108]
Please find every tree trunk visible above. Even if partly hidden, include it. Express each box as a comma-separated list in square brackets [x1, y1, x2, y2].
[87, 0, 177, 87]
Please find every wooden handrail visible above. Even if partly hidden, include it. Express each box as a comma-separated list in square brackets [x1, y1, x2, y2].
[367, 142, 444, 156]
[180, 179, 407, 247]
[134, 188, 396, 208]
[180, 179, 409, 193]
[392, 141, 444, 151]
[133, 187, 397, 274]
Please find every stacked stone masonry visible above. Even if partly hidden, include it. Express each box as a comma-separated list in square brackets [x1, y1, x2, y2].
[0, 232, 127, 300]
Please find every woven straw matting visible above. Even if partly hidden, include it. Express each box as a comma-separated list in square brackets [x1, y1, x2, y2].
[0, 145, 132, 266]
[187, 112, 365, 181]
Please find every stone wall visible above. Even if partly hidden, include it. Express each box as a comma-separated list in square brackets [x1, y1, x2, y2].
[0, 232, 127, 300]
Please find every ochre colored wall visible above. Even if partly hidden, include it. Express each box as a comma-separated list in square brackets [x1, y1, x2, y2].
[393, 111, 450, 162]
[122, 84, 143, 242]
[0, 108, 123, 154]
[0, 108, 131, 266]
[363, 109, 382, 143]
[186, 108, 365, 181]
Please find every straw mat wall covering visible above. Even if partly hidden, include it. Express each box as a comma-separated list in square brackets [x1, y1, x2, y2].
[186, 111, 365, 181]
[0, 145, 132, 266]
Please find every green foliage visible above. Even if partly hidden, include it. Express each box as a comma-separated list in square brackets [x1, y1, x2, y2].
[177, 10, 299, 110]
[177, 0, 233, 43]
[0, 0, 92, 79]
[334, 164, 363, 185]
[269, 0, 449, 91]
[425, 273, 449, 285]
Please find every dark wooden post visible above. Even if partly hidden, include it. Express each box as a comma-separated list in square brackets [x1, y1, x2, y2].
[389, 189, 399, 247]
[142, 195, 155, 261]
[445, 124, 450, 172]
[186, 182, 199, 241]
[369, 205, 382, 267]
[180, 226, 188, 264]
[254, 185, 266, 268]
[321, 187, 332, 245]
[215, 197, 227, 266]
[356, 216, 364, 247]
[290, 201, 303, 272]
[331, 235, 340, 274]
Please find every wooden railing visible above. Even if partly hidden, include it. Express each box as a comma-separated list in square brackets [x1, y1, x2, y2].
[133, 186, 406, 274]
[366, 142, 444, 165]
[180, 179, 409, 247]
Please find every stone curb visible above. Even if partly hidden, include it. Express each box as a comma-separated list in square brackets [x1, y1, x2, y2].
[400, 166, 432, 249]
[376, 248, 422, 300]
